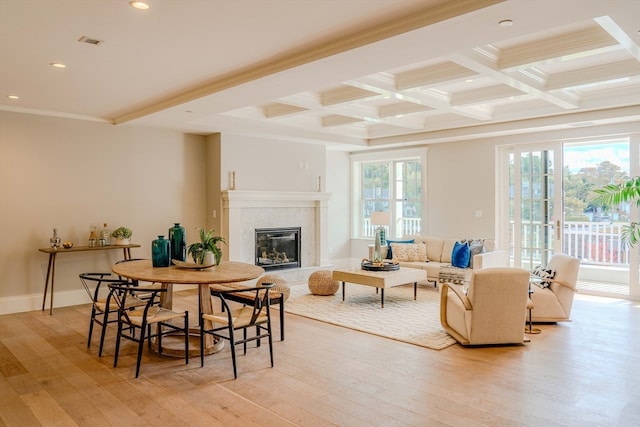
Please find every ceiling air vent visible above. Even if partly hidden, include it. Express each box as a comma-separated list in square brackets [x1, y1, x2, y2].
[78, 36, 104, 46]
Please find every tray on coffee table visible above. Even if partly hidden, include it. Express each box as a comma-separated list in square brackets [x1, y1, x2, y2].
[361, 260, 400, 271]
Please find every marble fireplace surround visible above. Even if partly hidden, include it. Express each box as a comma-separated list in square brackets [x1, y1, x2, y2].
[221, 190, 331, 275]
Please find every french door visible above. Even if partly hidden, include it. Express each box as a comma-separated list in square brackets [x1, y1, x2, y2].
[498, 143, 563, 270]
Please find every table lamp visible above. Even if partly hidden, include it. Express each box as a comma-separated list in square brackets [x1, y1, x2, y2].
[370, 211, 390, 262]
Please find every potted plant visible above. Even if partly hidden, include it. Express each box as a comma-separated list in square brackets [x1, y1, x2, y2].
[187, 227, 226, 265]
[111, 226, 133, 245]
[593, 176, 640, 247]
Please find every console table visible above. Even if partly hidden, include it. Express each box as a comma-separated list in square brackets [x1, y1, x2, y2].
[38, 244, 140, 314]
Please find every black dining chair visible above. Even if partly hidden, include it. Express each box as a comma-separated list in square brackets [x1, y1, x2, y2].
[108, 282, 189, 378]
[79, 272, 146, 357]
[200, 284, 274, 379]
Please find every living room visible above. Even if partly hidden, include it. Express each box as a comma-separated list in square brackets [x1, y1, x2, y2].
[0, 1, 638, 425]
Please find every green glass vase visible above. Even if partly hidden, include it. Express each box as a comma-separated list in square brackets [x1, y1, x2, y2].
[152, 235, 171, 267]
[169, 223, 186, 262]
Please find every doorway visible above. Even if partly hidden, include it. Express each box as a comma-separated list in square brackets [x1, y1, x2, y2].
[498, 137, 638, 298]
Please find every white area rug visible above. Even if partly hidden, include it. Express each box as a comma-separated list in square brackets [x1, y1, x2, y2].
[285, 283, 456, 350]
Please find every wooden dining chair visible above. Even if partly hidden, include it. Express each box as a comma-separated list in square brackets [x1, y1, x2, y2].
[200, 284, 274, 379]
[79, 272, 145, 357]
[108, 282, 189, 378]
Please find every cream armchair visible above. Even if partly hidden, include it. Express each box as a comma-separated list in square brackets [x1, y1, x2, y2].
[530, 254, 580, 322]
[440, 267, 530, 345]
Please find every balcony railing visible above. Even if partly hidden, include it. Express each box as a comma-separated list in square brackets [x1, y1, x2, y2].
[516, 221, 630, 266]
[362, 217, 422, 239]
[563, 221, 629, 266]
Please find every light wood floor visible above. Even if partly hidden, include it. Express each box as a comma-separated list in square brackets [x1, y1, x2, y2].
[1, 289, 638, 427]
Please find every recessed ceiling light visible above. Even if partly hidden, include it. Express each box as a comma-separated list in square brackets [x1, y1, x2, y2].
[129, 1, 150, 10]
[7, 95, 20, 100]
[50, 62, 66, 69]
[465, 79, 473, 83]
[499, 19, 513, 27]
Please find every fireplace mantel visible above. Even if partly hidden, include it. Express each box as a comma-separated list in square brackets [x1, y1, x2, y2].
[222, 190, 331, 207]
[221, 190, 331, 268]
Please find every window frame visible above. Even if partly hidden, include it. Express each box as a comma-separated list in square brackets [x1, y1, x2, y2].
[351, 147, 427, 239]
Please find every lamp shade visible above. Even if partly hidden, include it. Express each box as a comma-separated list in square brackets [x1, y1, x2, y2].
[370, 211, 390, 226]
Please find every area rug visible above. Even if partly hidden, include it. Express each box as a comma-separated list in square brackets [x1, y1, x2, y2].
[284, 283, 456, 350]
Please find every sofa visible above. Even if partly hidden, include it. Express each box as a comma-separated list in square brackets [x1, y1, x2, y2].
[368, 235, 507, 285]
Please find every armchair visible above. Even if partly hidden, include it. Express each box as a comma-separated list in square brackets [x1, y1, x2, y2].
[440, 267, 530, 345]
[529, 254, 580, 322]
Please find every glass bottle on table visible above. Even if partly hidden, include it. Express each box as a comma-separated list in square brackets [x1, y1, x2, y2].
[88, 225, 98, 247]
[50, 228, 61, 248]
[101, 223, 111, 245]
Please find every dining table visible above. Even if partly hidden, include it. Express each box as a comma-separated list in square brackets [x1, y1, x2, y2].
[112, 259, 265, 356]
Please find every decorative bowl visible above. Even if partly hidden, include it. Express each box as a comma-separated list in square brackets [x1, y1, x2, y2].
[62, 242, 74, 249]
[172, 259, 215, 270]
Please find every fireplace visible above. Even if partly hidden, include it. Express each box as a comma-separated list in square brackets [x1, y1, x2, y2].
[255, 227, 301, 270]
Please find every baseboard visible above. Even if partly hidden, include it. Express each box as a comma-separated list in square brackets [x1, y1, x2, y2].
[0, 289, 89, 315]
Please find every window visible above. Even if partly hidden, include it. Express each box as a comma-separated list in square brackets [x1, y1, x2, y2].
[352, 148, 426, 239]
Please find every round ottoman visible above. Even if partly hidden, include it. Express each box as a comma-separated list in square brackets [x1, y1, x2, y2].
[257, 274, 290, 301]
[308, 270, 339, 296]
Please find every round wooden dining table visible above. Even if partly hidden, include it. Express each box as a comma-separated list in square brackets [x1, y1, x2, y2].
[112, 259, 265, 356]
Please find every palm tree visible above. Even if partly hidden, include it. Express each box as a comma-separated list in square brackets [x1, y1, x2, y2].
[592, 177, 640, 247]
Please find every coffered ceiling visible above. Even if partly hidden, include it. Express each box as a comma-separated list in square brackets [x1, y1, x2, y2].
[1, 0, 639, 151]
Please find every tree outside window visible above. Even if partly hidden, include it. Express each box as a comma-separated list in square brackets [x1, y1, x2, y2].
[357, 157, 423, 239]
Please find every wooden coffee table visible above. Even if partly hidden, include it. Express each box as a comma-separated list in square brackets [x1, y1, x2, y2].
[332, 267, 427, 308]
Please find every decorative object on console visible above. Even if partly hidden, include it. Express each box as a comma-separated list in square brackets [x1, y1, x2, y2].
[111, 226, 132, 245]
[101, 223, 111, 245]
[187, 227, 226, 265]
[169, 222, 186, 262]
[50, 228, 61, 248]
[370, 211, 390, 262]
[88, 225, 98, 247]
[451, 241, 471, 268]
[151, 235, 171, 267]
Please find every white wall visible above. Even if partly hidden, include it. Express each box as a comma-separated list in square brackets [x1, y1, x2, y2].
[0, 111, 207, 313]
[426, 138, 497, 237]
[326, 150, 351, 265]
[219, 133, 325, 192]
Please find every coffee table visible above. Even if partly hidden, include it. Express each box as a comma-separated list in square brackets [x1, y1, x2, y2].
[332, 267, 427, 308]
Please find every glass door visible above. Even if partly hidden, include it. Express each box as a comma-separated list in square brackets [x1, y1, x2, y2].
[499, 143, 563, 270]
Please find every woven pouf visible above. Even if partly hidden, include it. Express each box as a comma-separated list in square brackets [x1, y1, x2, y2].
[308, 270, 339, 296]
[257, 274, 290, 301]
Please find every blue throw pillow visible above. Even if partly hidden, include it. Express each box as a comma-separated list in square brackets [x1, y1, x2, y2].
[385, 239, 414, 259]
[451, 241, 471, 268]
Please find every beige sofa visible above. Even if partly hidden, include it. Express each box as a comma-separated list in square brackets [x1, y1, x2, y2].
[369, 235, 507, 285]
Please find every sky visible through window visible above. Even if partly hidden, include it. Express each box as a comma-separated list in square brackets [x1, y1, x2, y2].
[563, 140, 630, 173]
